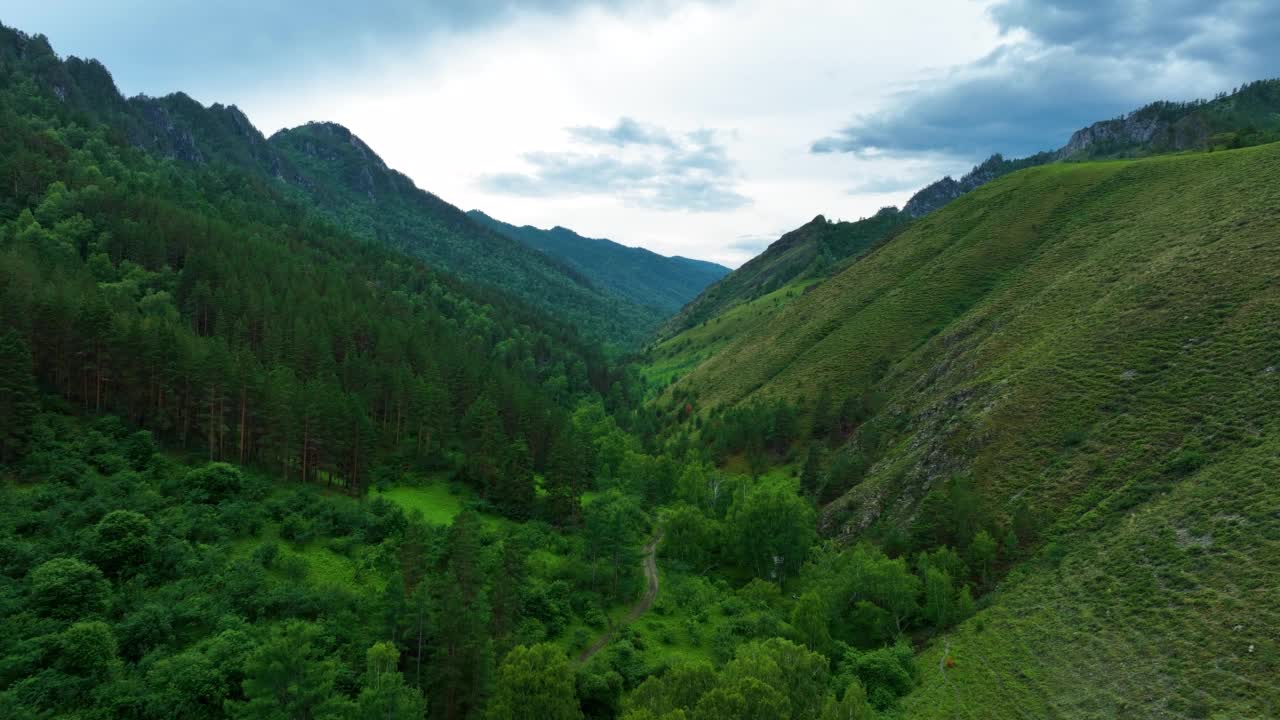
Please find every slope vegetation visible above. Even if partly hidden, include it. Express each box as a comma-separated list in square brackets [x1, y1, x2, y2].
[656, 142, 1280, 716]
[269, 124, 663, 345]
[663, 209, 909, 335]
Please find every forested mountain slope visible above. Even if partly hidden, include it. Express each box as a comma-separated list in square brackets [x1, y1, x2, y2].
[0, 21, 640, 504]
[0, 24, 662, 347]
[267, 123, 665, 346]
[654, 142, 1280, 716]
[0, 22, 658, 719]
[468, 210, 729, 315]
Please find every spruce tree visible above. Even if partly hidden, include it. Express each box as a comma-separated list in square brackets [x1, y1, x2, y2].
[0, 330, 38, 463]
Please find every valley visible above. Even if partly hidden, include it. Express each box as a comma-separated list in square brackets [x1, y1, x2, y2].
[1, 13, 1279, 720]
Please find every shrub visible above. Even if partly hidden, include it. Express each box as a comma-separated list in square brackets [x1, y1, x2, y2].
[29, 557, 109, 619]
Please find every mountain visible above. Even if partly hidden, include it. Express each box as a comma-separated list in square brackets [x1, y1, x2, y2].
[0, 23, 669, 720]
[902, 152, 1055, 217]
[1, 26, 662, 347]
[6, 17, 1280, 720]
[467, 210, 729, 315]
[902, 78, 1280, 218]
[651, 141, 1280, 716]
[657, 78, 1280, 359]
[265, 122, 666, 345]
[659, 208, 911, 338]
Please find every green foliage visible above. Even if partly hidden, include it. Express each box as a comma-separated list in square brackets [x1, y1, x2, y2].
[836, 643, 916, 711]
[487, 644, 582, 720]
[356, 641, 427, 719]
[28, 557, 109, 619]
[57, 620, 119, 680]
[624, 639, 833, 720]
[583, 490, 648, 599]
[89, 509, 154, 577]
[660, 503, 717, 568]
[967, 529, 997, 585]
[0, 330, 38, 462]
[820, 681, 872, 720]
[790, 591, 832, 654]
[727, 481, 816, 584]
[185, 463, 246, 505]
[227, 621, 351, 720]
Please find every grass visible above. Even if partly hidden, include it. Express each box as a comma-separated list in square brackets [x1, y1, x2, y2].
[648, 141, 1280, 715]
[371, 481, 469, 525]
[903, 438, 1280, 719]
[644, 278, 821, 390]
[230, 526, 384, 595]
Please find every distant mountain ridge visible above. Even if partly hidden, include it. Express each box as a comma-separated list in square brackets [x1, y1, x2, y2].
[467, 211, 729, 315]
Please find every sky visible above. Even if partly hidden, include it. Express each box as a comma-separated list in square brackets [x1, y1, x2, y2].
[5, 1, 1278, 267]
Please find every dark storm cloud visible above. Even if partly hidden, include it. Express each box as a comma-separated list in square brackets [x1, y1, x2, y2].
[813, 0, 1280, 158]
[1, 1, 667, 100]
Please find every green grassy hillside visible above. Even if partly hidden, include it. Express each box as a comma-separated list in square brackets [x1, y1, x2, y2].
[661, 209, 910, 336]
[904, 438, 1280, 718]
[653, 141, 1280, 715]
[643, 278, 819, 390]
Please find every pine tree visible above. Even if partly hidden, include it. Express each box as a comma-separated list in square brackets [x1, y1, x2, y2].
[800, 444, 824, 497]
[500, 436, 536, 518]
[0, 330, 38, 463]
[545, 427, 589, 525]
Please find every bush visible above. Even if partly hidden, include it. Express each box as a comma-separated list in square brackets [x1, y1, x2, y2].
[839, 643, 917, 710]
[89, 510, 153, 577]
[252, 542, 280, 568]
[279, 513, 315, 544]
[184, 462, 244, 504]
[29, 557, 109, 619]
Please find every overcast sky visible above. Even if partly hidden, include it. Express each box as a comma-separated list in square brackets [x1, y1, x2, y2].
[5, 1, 1278, 266]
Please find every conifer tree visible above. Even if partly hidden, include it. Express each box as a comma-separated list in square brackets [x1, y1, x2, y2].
[0, 329, 38, 463]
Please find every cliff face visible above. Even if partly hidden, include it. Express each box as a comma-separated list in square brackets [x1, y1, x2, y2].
[1059, 109, 1212, 158]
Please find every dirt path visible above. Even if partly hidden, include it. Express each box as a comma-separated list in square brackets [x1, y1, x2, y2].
[576, 530, 662, 664]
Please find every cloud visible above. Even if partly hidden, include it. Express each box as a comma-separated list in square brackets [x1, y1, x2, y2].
[813, 0, 1280, 158]
[567, 117, 676, 147]
[727, 234, 777, 254]
[478, 119, 750, 211]
[2, 0, 673, 99]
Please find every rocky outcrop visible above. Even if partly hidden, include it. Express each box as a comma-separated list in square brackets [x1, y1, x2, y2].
[904, 153, 1053, 218]
[1058, 104, 1212, 158]
[898, 81, 1280, 220]
[131, 97, 206, 164]
[268, 121, 412, 201]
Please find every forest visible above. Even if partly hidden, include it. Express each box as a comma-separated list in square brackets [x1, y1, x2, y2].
[0, 23, 987, 719]
[3, 18, 1279, 720]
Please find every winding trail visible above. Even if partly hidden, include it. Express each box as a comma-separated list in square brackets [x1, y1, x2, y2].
[577, 530, 663, 664]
